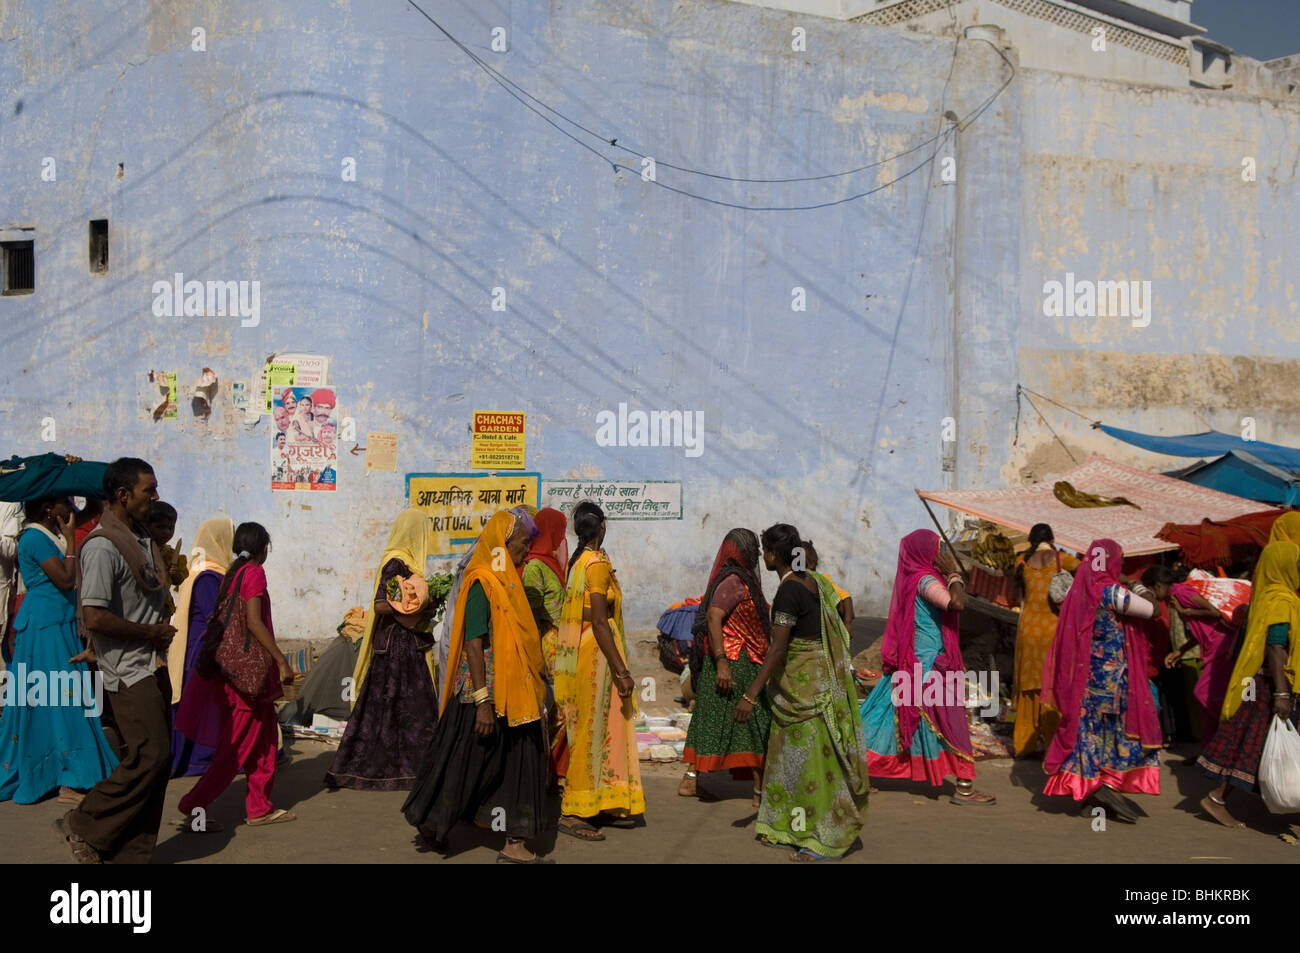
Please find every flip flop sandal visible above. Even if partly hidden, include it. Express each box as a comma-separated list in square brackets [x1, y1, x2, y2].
[57, 787, 86, 806]
[176, 816, 226, 833]
[246, 808, 297, 826]
[598, 814, 637, 829]
[557, 818, 605, 841]
[790, 848, 840, 862]
[950, 792, 997, 806]
[53, 813, 101, 864]
[496, 852, 557, 864]
[756, 835, 792, 851]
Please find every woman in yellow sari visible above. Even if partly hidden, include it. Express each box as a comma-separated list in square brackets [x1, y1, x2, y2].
[401, 509, 552, 863]
[1197, 540, 1300, 829]
[554, 501, 645, 840]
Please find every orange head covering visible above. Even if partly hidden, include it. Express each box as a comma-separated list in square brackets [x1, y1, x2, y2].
[524, 507, 568, 581]
[438, 510, 546, 726]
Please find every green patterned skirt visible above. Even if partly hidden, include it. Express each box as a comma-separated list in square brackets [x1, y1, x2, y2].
[684, 653, 772, 775]
[754, 638, 870, 857]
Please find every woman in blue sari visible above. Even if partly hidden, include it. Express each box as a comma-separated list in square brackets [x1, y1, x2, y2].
[0, 497, 117, 804]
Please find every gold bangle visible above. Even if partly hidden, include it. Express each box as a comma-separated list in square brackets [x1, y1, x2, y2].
[470, 686, 490, 705]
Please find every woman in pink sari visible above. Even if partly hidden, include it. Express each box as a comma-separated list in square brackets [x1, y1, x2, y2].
[1042, 538, 1162, 823]
[1165, 583, 1236, 740]
[860, 530, 995, 804]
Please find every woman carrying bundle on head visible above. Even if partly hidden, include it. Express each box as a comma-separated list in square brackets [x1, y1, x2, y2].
[402, 509, 552, 863]
[679, 528, 772, 806]
[326, 508, 440, 791]
[748, 524, 869, 861]
[554, 501, 645, 841]
[1041, 539, 1162, 823]
[861, 529, 996, 804]
[1011, 523, 1079, 757]
[0, 496, 118, 805]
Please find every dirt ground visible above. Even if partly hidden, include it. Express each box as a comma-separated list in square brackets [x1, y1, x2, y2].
[3, 627, 1297, 864]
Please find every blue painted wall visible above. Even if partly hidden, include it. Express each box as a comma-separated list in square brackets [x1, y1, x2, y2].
[1, 0, 1291, 637]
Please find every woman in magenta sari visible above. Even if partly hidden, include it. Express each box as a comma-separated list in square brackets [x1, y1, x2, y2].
[1042, 538, 1162, 822]
[860, 530, 995, 804]
[1165, 583, 1236, 740]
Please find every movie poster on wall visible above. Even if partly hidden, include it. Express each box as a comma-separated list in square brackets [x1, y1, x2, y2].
[271, 385, 338, 491]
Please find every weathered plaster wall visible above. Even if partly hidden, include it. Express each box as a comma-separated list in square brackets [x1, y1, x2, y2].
[1013, 67, 1300, 479]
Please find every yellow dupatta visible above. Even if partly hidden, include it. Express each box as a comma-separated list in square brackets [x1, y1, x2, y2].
[352, 509, 437, 706]
[167, 517, 234, 704]
[437, 510, 546, 726]
[554, 548, 631, 747]
[1224, 540, 1300, 721]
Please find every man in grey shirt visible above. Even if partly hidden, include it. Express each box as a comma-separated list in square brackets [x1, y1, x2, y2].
[56, 458, 175, 864]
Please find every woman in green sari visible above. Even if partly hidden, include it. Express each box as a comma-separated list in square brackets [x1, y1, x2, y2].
[744, 523, 870, 861]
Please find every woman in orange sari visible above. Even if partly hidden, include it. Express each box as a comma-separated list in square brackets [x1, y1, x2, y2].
[554, 501, 645, 841]
[401, 509, 551, 863]
[1012, 523, 1078, 756]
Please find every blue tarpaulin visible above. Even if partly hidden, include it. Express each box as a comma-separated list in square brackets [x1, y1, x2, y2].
[1097, 424, 1300, 471]
[1165, 451, 1300, 506]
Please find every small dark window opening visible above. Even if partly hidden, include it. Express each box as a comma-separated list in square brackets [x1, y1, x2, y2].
[89, 219, 109, 274]
[1, 241, 34, 295]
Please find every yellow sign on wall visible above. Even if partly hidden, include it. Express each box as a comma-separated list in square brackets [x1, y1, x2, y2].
[472, 411, 526, 470]
[406, 471, 540, 558]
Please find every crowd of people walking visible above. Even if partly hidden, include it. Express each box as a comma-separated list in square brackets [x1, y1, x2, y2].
[1, 453, 1298, 863]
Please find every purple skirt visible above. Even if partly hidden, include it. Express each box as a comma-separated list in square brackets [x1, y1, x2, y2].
[324, 618, 437, 790]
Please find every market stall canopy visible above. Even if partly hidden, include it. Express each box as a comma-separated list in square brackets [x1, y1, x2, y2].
[1154, 510, 1282, 569]
[1164, 450, 1300, 506]
[1097, 424, 1300, 471]
[917, 454, 1273, 557]
[0, 453, 107, 502]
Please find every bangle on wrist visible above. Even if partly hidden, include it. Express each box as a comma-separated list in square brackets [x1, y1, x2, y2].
[470, 686, 490, 705]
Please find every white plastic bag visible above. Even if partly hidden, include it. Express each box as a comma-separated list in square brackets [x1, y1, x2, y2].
[1259, 715, 1300, 814]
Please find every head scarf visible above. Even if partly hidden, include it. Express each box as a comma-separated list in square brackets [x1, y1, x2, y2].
[1269, 512, 1300, 546]
[524, 507, 568, 581]
[438, 510, 546, 725]
[437, 504, 538, 678]
[688, 528, 769, 689]
[1224, 540, 1300, 721]
[1042, 538, 1160, 774]
[880, 529, 966, 751]
[352, 509, 436, 705]
[166, 516, 234, 703]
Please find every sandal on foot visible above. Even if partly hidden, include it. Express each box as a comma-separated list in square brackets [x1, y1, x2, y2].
[950, 790, 996, 806]
[790, 848, 840, 862]
[57, 786, 86, 806]
[678, 776, 698, 797]
[557, 817, 605, 841]
[496, 851, 557, 864]
[53, 812, 101, 864]
[1093, 787, 1137, 823]
[247, 808, 297, 826]
[1199, 795, 1245, 830]
[598, 813, 637, 829]
[757, 835, 792, 851]
[176, 815, 225, 833]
